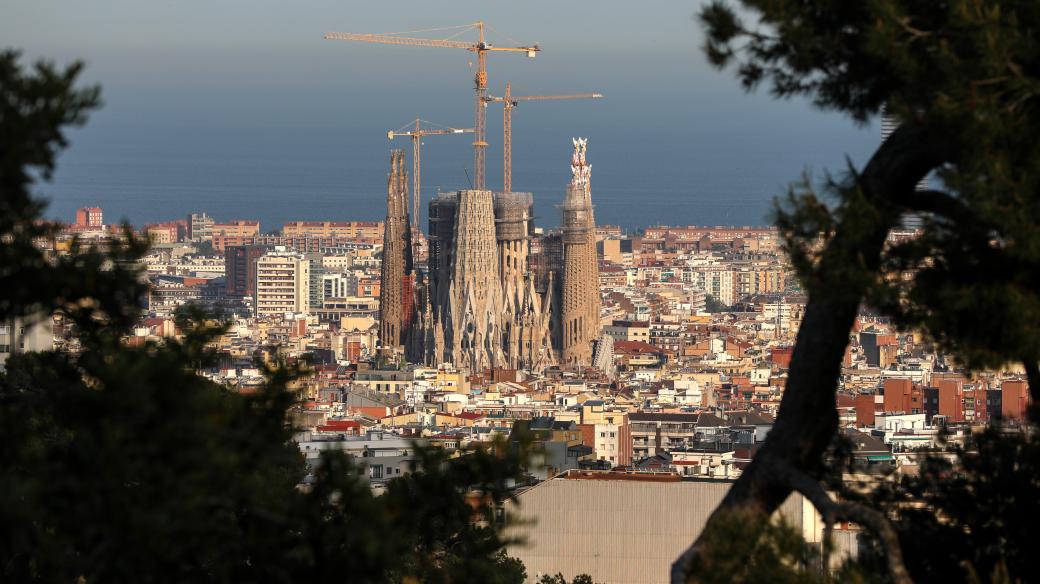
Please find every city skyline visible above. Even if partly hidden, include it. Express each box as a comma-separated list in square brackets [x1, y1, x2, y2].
[4, 3, 1038, 583]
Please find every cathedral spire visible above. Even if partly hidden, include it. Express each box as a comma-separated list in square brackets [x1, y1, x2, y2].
[559, 138, 600, 365]
[378, 149, 413, 354]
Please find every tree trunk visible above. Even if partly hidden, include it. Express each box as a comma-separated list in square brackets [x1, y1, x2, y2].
[672, 122, 957, 583]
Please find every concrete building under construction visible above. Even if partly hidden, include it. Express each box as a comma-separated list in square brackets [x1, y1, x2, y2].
[379, 139, 601, 370]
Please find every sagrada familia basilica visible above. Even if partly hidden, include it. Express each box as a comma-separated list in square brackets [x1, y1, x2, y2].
[378, 139, 601, 371]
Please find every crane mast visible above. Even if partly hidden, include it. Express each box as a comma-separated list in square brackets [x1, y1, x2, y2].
[387, 119, 474, 251]
[326, 22, 539, 190]
[486, 82, 603, 193]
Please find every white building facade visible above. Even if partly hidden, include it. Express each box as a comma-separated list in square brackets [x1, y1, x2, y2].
[255, 248, 311, 317]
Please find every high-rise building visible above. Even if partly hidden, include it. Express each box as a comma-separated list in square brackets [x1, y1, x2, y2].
[937, 378, 965, 422]
[1001, 380, 1030, 421]
[225, 245, 267, 298]
[321, 272, 354, 300]
[378, 150, 413, 353]
[75, 207, 103, 228]
[303, 252, 326, 310]
[187, 212, 215, 242]
[254, 248, 310, 317]
[559, 138, 600, 364]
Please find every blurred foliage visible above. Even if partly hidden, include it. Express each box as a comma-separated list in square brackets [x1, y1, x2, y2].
[0, 49, 536, 583]
[703, 294, 729, 313]
[700, 0, 1040, 372]
[538, 574, 595, 584]
[685, 507, 876, 584]
[695, 1, 1040, 582]
[828, 420, 1040, 584]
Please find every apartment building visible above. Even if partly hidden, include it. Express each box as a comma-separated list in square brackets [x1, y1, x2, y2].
[225, 245, 267, 297]
[254, 248, 310, 317]
[629, 412, 729, 459]
[0, 316, 54, 369]
[187, 212, 214, 242]
[212, 220, 260, 239]
[75, 206, 103, 228]
[603, 320, 650, 343]
[321, 272, 355, 300]
[687, 265, 736, 306]
[321, 253, 355, 271]
[281, 221, 383, 240]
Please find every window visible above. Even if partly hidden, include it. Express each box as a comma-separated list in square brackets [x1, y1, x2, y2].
[370, 465, 383, 479]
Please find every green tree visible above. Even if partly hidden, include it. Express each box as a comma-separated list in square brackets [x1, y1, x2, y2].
[703, 294, 728, 313]
[0, 49, 532, 583]
[832, 425, 1040, 582]
[192, 239, 218, 257]
[672, 2, 1040, 583]
[539, 574, 596, 584]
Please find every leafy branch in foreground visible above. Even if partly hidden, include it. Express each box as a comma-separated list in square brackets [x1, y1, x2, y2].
[675, 2, 1040, 582]
[0, 49, 540, 584]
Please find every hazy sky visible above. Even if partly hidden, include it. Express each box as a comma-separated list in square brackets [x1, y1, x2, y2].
[3, 1, 881, 228]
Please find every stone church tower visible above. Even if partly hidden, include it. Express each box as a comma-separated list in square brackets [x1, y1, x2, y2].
[419, 187, 554, 371]
[377, 150, 413, 354]
[395, 139, 598, 371]
[559, 138, 600, 365]
[495, 192, 555, 370]
[443, 189, 505, 370]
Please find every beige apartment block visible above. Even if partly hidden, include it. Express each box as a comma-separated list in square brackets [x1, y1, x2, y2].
[281, 221, 383, 239]
[212, 220, 260, 239]
[254, 248, 310, 317]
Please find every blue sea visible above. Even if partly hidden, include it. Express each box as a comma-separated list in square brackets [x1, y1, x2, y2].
[44, 115, 878, 233]
[12, 2, 881, 234]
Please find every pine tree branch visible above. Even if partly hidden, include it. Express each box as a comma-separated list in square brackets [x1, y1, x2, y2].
[671, 122, 956, 584]
[768, 460, 913, 584]
[900, 189, 973, 223]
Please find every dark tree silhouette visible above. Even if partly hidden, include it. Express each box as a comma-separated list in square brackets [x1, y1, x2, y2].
[673, 2, 1040, 582]
[0, 49, 535, 584]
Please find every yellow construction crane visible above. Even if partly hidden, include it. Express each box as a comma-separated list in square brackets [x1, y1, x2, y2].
[387, 119, 473, 244]
[325, 22, 539, 190]
[485, 82, 603, 193]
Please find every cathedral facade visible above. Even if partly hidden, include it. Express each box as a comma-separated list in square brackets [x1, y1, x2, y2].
[380, 140, 600, 371]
